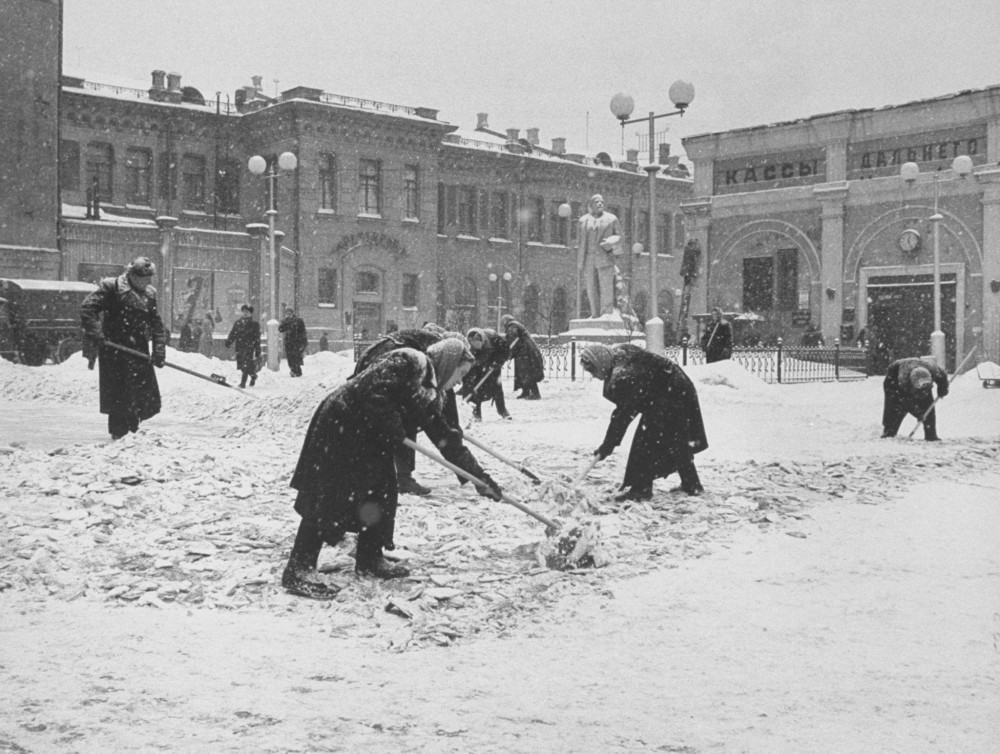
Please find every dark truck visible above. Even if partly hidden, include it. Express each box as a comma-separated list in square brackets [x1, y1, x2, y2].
[0, 278, 97, 366]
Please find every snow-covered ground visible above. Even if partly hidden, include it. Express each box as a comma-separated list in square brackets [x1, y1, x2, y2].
[1, 348, 998, 752]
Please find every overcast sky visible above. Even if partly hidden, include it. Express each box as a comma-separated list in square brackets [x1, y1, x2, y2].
[64, 0, 1000, 161]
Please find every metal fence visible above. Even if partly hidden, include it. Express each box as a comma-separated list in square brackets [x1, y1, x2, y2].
[352, 338, 869, 384]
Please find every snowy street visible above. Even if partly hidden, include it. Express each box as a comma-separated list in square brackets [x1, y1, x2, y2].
[1, 349, 999, 752]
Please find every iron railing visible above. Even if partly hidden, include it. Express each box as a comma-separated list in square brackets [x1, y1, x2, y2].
[352, 337, 869, 384]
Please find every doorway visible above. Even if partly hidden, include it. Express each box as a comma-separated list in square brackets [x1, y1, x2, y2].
[867, 273, 957, 370]
[352, 302, 382, 340]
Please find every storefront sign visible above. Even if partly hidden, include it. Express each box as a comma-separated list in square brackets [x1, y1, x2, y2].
[847, 124, 987, 180]
[713, 148, 826, 195]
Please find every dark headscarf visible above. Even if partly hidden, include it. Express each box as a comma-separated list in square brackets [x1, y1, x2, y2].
[580, 344, 615, 381]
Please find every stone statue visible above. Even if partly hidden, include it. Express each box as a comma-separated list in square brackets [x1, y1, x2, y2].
[577, 194, 623, 317]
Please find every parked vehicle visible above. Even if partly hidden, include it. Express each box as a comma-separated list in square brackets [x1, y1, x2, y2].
[0, 279, 97, 366]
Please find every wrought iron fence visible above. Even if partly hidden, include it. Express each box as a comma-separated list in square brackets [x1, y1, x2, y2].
[352, 337, 869, 384]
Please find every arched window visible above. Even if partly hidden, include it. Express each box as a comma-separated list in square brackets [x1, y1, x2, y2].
[450, 276, 478, 334]
[355, 270, 380, 294]
[552, 287, 569, 334]
[522, 283, 540, 332]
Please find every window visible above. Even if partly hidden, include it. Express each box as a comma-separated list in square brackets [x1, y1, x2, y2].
[523, 283, 540, 332]
[402, 273, 419, 308]
[86, 142, 113, 202]
[674, 212, 686, 249]
[355, 270, 380, 294]
[570, 201, 581, 243]
[403, 165, 419, 219]
[320, 153, 337, 211]
[158, 152, 177, 200]
[359, 158, 381, 214]
[215, 158, 240, 215]
[60, 140, 80, 191]
[478, 190, 490, 237]
[743, 257, 774, 312]
[492, 192, 509, 239]
[529, 196, 545, 241]
[637, 210, 650, 249]
[552, 286, 569, 333]
[437, 182, 446, 233]
[125, 148, 152, 205]
[445, 185, 458, 228]
[659, 213, 672, 256]
[182, 154, 205, 210]
[550, 200, 567, 245]
[457, 187, 477, 234]
[318, 267, 337, 305]
[776, 249, 798, 311]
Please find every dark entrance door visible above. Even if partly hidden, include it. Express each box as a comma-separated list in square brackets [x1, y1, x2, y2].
[352, 302, 382, 340]
[867, 273, 956, 370]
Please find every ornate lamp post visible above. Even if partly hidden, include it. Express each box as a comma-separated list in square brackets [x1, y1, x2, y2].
[610, 81, 694, 354]
[900, 154, 973, 368]
[248, 151, 297, 371]
[557, 202, 577, 314]
[488, 270, 513, 330]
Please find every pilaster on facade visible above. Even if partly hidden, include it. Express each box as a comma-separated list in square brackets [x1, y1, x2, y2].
[977, 167, 1000, 361]
[813, 182, 849, 340]
[155, 216, 179, 323]
[679, 197, 712, 313]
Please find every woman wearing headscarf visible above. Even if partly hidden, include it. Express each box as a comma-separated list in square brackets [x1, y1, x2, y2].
[461, 327, 512, 422]
[503, 318, 545, 400]
[282, 348, 501, 599]
[353, 327, 444, 495]
[580, 343, 708, 502]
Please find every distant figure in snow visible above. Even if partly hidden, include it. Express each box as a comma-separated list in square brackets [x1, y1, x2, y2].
[881, 357, 949, 441]
[700, 307, 733, 363]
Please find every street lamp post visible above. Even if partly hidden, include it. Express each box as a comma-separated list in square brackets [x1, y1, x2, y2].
[610, 80, 694, 354]
[557, 202, 576, 315]
[248, 151, 298, 371]
[488, 270, 513, 330]
[900, 154, 973, 369]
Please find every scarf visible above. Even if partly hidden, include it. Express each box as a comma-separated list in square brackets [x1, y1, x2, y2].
[580, 344, 615, 381]
[427, 339, 475, 391]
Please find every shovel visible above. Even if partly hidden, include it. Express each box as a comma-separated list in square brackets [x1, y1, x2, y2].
[463, 434, 543, 485]
[464, 337, 519, 403]
[103, 341, 254, 396]
[403, 438, 556, 529]
[569, 455, 601, 489]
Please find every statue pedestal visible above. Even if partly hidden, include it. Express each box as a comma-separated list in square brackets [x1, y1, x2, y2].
[558, 311, 644, 344]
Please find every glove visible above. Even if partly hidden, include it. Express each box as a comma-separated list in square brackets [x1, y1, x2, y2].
[152, 352, 166, 368]
[594, 443, 614, 461]
[475, 472, 502, 501]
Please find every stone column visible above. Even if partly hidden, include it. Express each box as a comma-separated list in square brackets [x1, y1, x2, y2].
[155, 216, 178, 327]
[979, 168, 1000, 362]
[680, 197, 712, 320]
[245, 223, 268, 315]
[813, 182, 849, 343]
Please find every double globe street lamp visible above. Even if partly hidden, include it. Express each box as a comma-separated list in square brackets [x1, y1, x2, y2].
[248, 151, 297, 371]
[610, 80, 694, 354]
[488, 269, 513, 330]
[899, 154, 973, 369]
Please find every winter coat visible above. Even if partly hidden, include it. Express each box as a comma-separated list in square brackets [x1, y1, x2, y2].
[597, 345, 708, 488]
[504, 320, 545, 391]
[882, 357, 949, 420]
[290, 349, 491, 550]
[461, 329, 510, 401]
[279, 315, 308, 365]
[353, 328, 441, 377]
[80, 275, 166, 420]
[700, 318, 733, 363]
[225, 317, 261, 373]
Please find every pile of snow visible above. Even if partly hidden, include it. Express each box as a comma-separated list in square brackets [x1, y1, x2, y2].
[682, 359, 771, 392]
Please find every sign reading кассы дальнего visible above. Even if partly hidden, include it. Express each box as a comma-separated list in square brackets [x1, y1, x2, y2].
[847, 124, 987, 180]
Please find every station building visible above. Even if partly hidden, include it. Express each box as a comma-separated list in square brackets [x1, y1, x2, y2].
[682, 87, 1000, 367]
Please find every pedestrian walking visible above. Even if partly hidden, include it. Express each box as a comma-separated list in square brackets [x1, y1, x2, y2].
[881, 357, 949, 441]
[581, 343, 708, 501]
[700, 307, 733, 363]
[503, 318, 544, 399]
[318, 332, 329, 352]
[461, 327, 512, 422]
[79, 256, 166, 440]
[353, 327, 444, 496]
[279, 307, 308, 377]
[281, 348, 501, 598]
[224, 304, 261, 387]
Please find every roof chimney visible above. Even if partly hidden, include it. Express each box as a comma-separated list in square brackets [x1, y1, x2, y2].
[667, 155, 680, 173]
[148, 70, 169, 102]
[626, 149, 639, 163]
[551, 137, 566, 155]
[251, 75, 263, 92]
[151, 70, 166, 90]
[505, 128, 520, 143]
[526, 128, 539, 146]
[476, 113, 489, 130]
[166, 72, 181, 91]
[658, 142, 671, 166]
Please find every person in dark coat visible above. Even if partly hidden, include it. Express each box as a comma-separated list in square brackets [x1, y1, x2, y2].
[700, 307, 733, 363]
[581, 344, 708, 501]
[504, 319, 545, 400]
[278, 307, 308, 377]
[353, 327, 444, 496]
[224, 304, 261, 388]
[881, 357, 949, 441]
[177, 316, 195, 353]
[800, 323, 825, 347]
[461, 327, 512, 422]
[318, 332, 329, 352]
[80, 257, 167, 440]
[281, 348, 501, 598]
